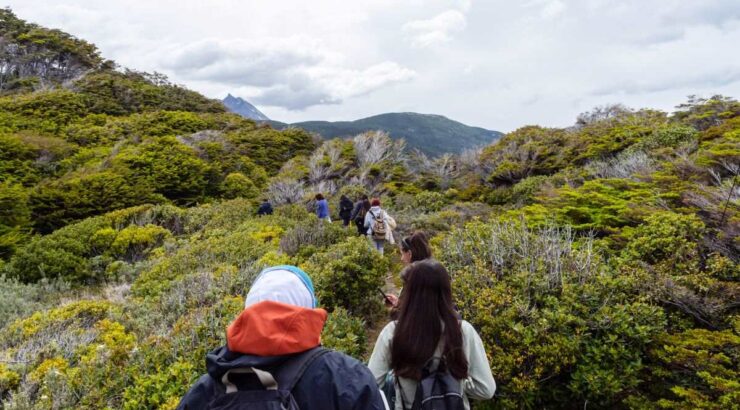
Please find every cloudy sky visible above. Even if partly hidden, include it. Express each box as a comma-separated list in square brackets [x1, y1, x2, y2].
[6, 0, 740, 132]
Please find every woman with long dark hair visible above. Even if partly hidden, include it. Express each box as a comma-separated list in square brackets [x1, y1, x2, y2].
[368, 260, 495, 409]
[384, 231, 432, 308]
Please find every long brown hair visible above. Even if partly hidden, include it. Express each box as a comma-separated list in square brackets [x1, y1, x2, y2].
[390, 260, 468, 380]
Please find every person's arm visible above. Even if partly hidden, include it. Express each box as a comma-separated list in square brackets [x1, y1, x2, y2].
[364, 212, 372, 230]
[461, 322, 496, 400]
[367, 322, 394, 386]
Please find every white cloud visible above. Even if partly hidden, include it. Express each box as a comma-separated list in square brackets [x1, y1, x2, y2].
[158, 37, 415, 110]
[5, 0, 740, 131]
[403, 10, 467, 47]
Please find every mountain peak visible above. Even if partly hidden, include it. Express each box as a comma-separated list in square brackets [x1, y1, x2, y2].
[222, 95, 269, 121]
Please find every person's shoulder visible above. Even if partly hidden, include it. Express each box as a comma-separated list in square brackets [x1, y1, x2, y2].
[460, 320, 478, 335]
[307, 349, 375, 380]
[460, 320, 484, 342]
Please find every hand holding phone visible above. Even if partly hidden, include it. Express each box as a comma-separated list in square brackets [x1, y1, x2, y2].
[377, 287, 398, 307]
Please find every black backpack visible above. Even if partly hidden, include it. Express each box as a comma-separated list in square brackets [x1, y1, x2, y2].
[208, 347, 329, 410]
[399, 358, 464, 410]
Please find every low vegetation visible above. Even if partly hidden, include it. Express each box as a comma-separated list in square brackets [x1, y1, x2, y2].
[0, 9, 738, 410]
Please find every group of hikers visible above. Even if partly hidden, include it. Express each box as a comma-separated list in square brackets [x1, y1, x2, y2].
[177, 228, 496, 410]
[258, 193, 398, 255]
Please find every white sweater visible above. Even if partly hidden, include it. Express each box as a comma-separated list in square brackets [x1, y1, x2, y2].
[368, 320, 496, 410]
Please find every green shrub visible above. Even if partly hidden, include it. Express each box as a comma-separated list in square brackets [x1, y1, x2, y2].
[221, 172, 258, 199]
[0, 180, 30, 258]
[8, 216, 109, 282]
[0, 363, 20, 396]
[109, 224, 171, 261]
[30, 171, 159, 233]
[436, 219, 666, 408]
[635, 328, 740, 409]
[621, 212, 705, 272]
[412, 190, 448, 213]
[302, 236, 388, 322]
[321, 307, 367, 358]
[121, 359, 198, 410]
[279, 221, 349, 260]
[112, 136, 210, 204]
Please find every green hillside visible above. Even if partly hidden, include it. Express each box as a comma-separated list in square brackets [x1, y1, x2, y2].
[270, 112, 503, 155]
[1, 9, 739, 410]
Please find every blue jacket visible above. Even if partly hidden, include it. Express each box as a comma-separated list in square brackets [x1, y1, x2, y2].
[257, 201, 273, 216]
[316, 199, 330, 219]
[177, 346, 386, 410]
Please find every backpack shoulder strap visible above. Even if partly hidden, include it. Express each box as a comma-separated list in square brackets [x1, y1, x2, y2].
[274, 346, 330, 392]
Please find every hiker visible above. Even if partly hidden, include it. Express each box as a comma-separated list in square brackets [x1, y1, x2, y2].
[399, 231, 432, 267]
[257, 199, 273, 216]
[339, 195, 354, 227]
[177, 265, 388, 410]
[368, 260, 496, 410]
[364, 198, 396, 254]
[384, 231, 433, 308]
[315, 193, 331, 223]
[350, 194, 371, 235]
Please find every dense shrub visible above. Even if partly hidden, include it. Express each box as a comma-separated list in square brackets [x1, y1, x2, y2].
[0, 180, 30, 258]
[437, 220, 666, 408]
[302, 236, 389, 321]
[321, 307, 368, 358]
[221, 172, 258, 200]
[30, 171, 159, 233]
[109, 224, 171, 261]
[279, 220, 349, 260]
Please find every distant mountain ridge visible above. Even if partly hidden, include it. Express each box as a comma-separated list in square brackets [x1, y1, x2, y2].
[270, 112, 502, 156]
[223, 94, 269, 121]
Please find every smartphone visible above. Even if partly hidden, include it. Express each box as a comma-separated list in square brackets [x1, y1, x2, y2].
[377, 287, 389, 300]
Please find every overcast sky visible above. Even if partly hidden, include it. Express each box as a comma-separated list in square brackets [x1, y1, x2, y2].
[6, 0, 740, 132]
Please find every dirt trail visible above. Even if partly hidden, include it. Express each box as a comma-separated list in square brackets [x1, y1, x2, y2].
[365, 271, 401, 357]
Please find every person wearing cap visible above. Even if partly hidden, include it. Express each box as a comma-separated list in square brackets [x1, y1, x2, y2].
[177, 265, 388, 410]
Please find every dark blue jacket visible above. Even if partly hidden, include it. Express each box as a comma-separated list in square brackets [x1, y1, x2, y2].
[177, 346, 386, 410]
[257, 202, 273, 216]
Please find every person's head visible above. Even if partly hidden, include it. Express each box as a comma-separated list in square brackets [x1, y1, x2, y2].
[371, 198, 381, 207]
[400, 231, 432, 266]
[244, 265, 317, 309]
[340, 194, 348, 201]
[229, 265, 326, 356]
[359, 194, 369, 201]
[315, 193, 324, 201]
[391, 260, 467, 380]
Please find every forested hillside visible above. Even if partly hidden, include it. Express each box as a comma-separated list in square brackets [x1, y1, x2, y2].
[268, 112, 503, 156]
[1, 9, 739, 410]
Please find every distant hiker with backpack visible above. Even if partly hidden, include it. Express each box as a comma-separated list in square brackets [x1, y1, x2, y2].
[364, 198, 396, 254]
[177, 265, 388, 410]
[315, 193, 331, 223]
[339, 195, 354, 227]
[368, 260, 496, 410]
[257, 199, 273, 216]
[350, 194, 371, 235]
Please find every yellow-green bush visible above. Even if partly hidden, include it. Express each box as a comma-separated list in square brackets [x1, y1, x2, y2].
[110, 224, 171, 261]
